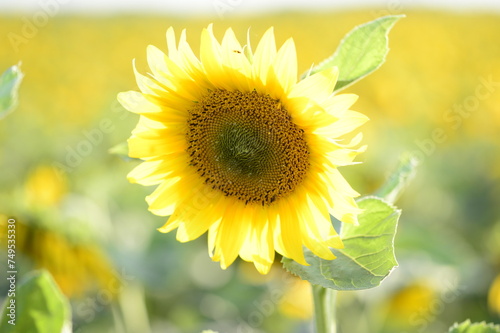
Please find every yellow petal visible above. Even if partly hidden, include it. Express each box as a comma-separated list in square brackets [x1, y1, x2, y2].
[147, 45, 172, 83]
[318, 110, 369, 138]
[200, 26, 229, 89]
[221, 28, 250, 74]
[252, 260, 273, 275]
[175, 192, 223, 242]
[133, 59, 165, 96]
[117, 91, 161, 114]
[328, 192, 362, 226]
[146, 176, 182, 216]
[127, 157, 172, 186]
[166, 26, 180, 62]
[273, 38, 297, 94]
[322, 93, 358, 117]
[275, 200, 308, 265]
[325, 145, 367, 167]
[128, 131, 185, 158]
[178, 30, 207, 83]
[239, 205, 275, 272]
[158, 217, 181, 234]
[324, 167, 361, 198]
[289, 67, 338, 103]
[252, 27, 276, 85]
[286, 192, 335, 260]
[207, 219, 221, 257]
[213, 201, 250, 269]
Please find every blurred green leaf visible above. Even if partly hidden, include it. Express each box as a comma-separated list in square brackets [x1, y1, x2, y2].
[0, 270, 71, 333]
[109, 141, 139, 161]
[109, 141, 129, 156]
[375, 153, 418, 203]
[448, 319, 500, 333]
[283, 197, 400, 290]
[0, 63, 24, 119]
[303, 15, 403, 91]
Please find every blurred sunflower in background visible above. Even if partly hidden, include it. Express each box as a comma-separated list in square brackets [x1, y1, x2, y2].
[120, 25, 367, 274]
[279, 278, 314, 320]
[381, 280, 437, 331]
[489, 274, 500, 316]
[0, 165, 119, 298]
[0, 218, 118, 298]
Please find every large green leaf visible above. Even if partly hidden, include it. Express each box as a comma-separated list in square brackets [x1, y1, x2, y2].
[0, 270, 71, 333]
[282, 197, 400, 290]
[304, 15, 403, 91]
[0, 63, 24, 119]
[449, 320, 500, 333]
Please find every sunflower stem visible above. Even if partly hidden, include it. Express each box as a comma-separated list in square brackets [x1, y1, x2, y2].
[312, 284, 337, 333]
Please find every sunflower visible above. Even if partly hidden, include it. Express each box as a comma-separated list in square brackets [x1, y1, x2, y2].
[119, 25, 367, 274]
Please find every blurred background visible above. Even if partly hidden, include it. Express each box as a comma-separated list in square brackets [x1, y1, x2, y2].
[0, 0, 499, 332]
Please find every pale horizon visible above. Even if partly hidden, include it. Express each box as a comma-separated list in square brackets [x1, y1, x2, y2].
[1, 0, 500, 16]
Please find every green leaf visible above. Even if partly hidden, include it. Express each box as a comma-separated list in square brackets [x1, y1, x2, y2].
[374, 152, 418, 203]
[109, 141, 129, 156]
[304, 15, 404, 91]
[0, 63, 24, 119]
[0, 270, 72, 333]
[282, 197, 400, 290]
[448, 320, 500, 333]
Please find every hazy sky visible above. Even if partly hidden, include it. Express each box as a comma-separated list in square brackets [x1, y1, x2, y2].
[2, 0, 500, 15]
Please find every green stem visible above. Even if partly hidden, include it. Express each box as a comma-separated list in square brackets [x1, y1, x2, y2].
[312, 284, 337, 333]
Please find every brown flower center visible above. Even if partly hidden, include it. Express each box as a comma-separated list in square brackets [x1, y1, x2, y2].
[186, 89, 309, 205]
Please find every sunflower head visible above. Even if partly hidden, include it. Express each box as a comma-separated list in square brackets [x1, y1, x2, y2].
[119, 25, 367, 274]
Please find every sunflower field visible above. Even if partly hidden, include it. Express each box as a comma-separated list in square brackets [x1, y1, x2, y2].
[0, 7, 500, 333]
